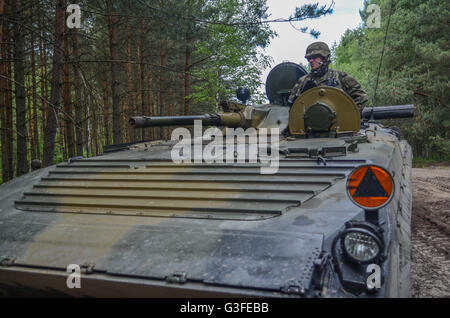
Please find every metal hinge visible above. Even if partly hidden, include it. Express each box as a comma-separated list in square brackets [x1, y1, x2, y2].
[347, 141, 359, 153]
[317, 155, 327, 166]
[166, 271, 187, 284]
[68, 156, 84, 164]
[0, 257, 16, 267]
[80, 263, 95, 274]
[313, 252, 330, 289]
[280, 280, 306, 296]
[314, 252, 329, 270]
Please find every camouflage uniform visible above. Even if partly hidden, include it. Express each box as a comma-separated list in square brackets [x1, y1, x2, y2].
[288, 69, 369, 112]
[288, 42, 369, 112]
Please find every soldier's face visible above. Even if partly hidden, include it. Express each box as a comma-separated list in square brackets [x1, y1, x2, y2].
[308, 56, 323, 70]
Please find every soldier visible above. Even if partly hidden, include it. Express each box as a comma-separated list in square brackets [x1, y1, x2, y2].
[288, 42, 369, 112]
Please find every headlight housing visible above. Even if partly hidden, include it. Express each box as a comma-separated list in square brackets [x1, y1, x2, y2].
[341, 227, 384, 264]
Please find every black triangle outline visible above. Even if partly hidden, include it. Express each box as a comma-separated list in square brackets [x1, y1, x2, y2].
[353, 167, 388, 197]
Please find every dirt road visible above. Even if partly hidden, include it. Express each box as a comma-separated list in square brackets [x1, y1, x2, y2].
[411, 166, 450, 297]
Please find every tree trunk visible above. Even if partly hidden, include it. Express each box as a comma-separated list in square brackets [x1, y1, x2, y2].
[63, 25, 75, 158]
[0, 0, 13, 181]
[39, 6, 48, 156]
[102, 79, 110, 145]
[147, 64, 153, 140]
[58, 113, 64, 160]
[72, 28, 83, 156]
[12, 0, 28, 176]
[159, 39, 166, 139]
[139, 20, 146, 140]
[121, 100, 128, 143]
[31, 17, 40, 160]
[184, 21, 191, 115]
[83, 86, 90, 158]
[27, 76, 34, 160]
[168, 95, 174, 139]
[90, 93, 98, 156]
[43, 0, 65, 167]
[5, 18, 13, 180]
[126, 18, 135, 142]
[106, 0, 121, 145]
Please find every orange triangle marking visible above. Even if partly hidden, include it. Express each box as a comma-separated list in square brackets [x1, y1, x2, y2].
[348, 165, 394, 209]
[348, 166, 368, 196]
[371, 166, 393, 196]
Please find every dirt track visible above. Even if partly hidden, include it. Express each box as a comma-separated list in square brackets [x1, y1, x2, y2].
[411, 166, 450, 298]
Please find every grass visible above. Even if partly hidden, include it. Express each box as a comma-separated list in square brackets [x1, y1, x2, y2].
[413, 157, 450, 168]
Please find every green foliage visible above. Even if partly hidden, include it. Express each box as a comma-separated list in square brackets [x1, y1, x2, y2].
[291, 1, 334, 38]
[412, 157, 450, 168]
[189, 0, 335, 111]
[333, 0, 450, 160]
[190, 0, 275, 111]
[0, 0, 335, 183]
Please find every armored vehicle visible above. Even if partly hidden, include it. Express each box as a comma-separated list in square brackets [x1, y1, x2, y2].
[0, 62, 413, 297]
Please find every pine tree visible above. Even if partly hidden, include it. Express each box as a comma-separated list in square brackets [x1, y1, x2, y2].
[334, 0, 449, 160]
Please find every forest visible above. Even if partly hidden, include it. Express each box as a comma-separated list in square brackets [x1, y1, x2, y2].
[0, 0, 448, 185]
[332, 0, 449, 162]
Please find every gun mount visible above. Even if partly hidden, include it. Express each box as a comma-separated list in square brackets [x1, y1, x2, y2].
[130, 88, 414, 140]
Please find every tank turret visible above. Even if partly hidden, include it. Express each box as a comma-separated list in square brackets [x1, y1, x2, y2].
[130, 62, 413, 138]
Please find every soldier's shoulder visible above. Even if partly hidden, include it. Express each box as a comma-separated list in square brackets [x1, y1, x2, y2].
[330, 69, 349, 78]
[332, 69, 361, 86]
[297, 73, 310, 82]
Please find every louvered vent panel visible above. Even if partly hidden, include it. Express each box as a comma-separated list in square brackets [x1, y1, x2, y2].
[15, 159, 365, 220]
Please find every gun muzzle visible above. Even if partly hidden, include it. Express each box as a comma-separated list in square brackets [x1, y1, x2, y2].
[362, 104, 415, 120]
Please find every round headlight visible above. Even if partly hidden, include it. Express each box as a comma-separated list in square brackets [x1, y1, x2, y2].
[341, 228, 383, 264]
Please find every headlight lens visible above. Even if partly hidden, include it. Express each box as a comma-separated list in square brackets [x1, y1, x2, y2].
[341, 229, 382, 264]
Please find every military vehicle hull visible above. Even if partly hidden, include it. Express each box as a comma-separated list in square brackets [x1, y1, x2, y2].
[0, 122, 412, 298]
[0, 62, 413, 297]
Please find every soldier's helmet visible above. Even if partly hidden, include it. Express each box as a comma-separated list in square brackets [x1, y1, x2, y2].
[305, 42, 331, 61]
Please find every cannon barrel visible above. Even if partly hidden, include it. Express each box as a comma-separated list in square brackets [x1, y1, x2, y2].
[361, 104, 414, 120]
[129, 114, 222, 128]
[130, 112, 247, 128]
